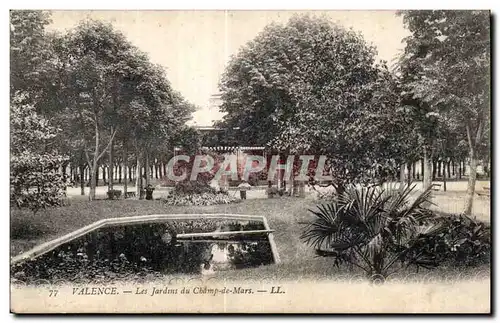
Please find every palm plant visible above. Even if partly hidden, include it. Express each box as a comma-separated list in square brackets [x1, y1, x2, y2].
[301, 184, 445, 282]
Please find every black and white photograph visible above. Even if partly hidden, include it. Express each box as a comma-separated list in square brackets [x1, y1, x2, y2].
[9, 9, 491, 313]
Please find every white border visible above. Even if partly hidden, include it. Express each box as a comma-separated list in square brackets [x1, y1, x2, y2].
[3, 1, 497, 321]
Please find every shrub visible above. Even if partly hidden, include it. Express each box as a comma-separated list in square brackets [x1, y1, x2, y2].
[163, 181, 238, 206]
[10, 102, 69, 214]
[106, 190, 122, 200]
[301, 184, 445, 281]
[408, 214, 491, 267]
[163, 191, 238, 206]
[173, 181, 217, 195]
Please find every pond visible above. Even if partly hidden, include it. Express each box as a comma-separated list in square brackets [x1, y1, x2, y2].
[11, 214, 279, 285]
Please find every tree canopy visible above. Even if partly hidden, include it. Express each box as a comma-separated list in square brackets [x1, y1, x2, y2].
[10, 10, 197, 203]
[218, 14, 410, 185]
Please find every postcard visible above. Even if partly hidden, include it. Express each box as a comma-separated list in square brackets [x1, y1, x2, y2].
[10, 9, 491, 314]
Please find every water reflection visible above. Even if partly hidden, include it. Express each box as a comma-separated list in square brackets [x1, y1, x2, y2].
[11, 220, 274, 283]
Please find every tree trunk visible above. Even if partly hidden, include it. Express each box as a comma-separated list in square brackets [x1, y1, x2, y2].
[145, 152, 151, 186]
[102, 165, 106, 186]
[463, 152, 478, 215]
[447, 161, 451, 179]
[407, 163, 412, 184]
[79, 164, 85, 196]
[123, 144, 128, 196]
[399, 163, 405, 186]
[443, 160, 447, 192]
[163, 163, 167, 178]
[412, 162, 416, 181]
[463, 119, 484, 215]
[420, 158, 424, 180]
[62, 162, 69, 195]
[61, 162, 67, 178]
[437, 161, 442, 178]
[452, 160, 456, 176]
[458, 161, 462, 179]
[74, 166, 79, 184]
[89, 163, 98, 201]
[432, 160, 437, 180]
[85, 121, 117, 200]
[129, 166, 133, 183]
[159, 162, 163, 179]
[423, 148, 433, 190]
[136, 152, 143, 199]
[108, 140, 114, 190]
[95, 166, 99, 187]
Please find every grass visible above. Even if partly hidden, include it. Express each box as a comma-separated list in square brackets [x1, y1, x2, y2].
[10, 185, 491, 313]
[10, 192, 491, 282]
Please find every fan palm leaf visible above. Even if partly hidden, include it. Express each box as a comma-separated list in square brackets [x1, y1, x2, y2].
[302, 183, 442, 279]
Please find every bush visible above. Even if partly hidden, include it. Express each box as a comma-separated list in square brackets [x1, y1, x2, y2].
[409, 214, 491, 267]
[163, 191, 238, 206]
[10, 103, 69, 213]
[162, 180, 238, 206]
[301, 184, 491, 282]
[301, 184, 444, 281]
[173, 181, 217, 195]
[106, 190, 122, 200]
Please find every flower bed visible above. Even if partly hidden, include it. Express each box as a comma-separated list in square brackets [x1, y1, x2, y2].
[163, 192, 238, 206]
[162, 181, 239, 206]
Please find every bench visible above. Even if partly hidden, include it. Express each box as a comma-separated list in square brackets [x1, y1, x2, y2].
[431, 184, 442, 191]
[125, 192, 137, 199]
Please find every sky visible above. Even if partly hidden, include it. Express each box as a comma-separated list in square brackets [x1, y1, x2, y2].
[47, 10, 411, 126]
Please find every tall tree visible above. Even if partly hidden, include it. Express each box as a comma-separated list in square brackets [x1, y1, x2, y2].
[10, 10, 53, 99]
[62, 20, 135, 200]
[10, 11, 69, 211]
[399, 10, 490, 215]
[218, 14, 407, 187]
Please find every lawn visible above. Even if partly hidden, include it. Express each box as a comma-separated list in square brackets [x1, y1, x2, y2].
[11, 193, 491, 313]
[10, 191, 491, 281]
[10, 191, 491, 313]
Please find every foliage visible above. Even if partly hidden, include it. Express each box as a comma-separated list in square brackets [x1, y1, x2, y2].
[10, 10, 53, 98]
[163, 191, 238, 206]
[106, 190, 122, 200]
[11, 223, 209, 284]
[172, 126, 202, 155]
[173, 180, 217, 195]
[164, 219, 265, 235]
[408, 213, 491, 267]
[164, 180, 238, 206]
[301, 184, 445, 281]
[10, 11, 197, 201]
[217, 14, 408, 186]
[11, 220, 270, 284]
[10, 101, 68, 213]
[163, 161, 238, 207]
[398, 10, 490, 213]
